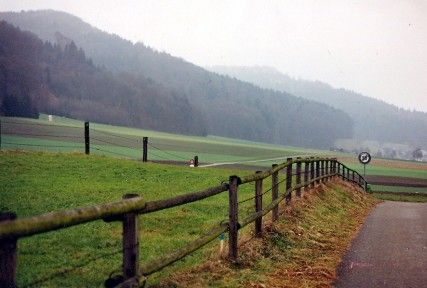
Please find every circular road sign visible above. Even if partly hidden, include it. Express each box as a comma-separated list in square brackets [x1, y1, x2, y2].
[358, 152, 372, 165]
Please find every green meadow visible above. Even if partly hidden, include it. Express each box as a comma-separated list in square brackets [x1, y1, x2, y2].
[1, 151, 264, 287]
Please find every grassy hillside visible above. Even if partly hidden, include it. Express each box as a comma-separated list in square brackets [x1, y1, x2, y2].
[0, 150, 378, 287]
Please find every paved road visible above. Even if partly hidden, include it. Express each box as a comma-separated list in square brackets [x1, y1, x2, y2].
[335, 201, 427, 288]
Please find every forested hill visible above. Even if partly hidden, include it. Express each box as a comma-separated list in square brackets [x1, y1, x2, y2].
[1, 10, 354, 148]
[209, 66, 427, 148]
[0, 21, 206, 135]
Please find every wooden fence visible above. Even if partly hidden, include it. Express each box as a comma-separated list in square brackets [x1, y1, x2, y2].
[0, 157, 367, 288]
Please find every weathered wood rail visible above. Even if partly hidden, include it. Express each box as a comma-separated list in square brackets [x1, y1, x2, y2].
[0, 157, 367, 288]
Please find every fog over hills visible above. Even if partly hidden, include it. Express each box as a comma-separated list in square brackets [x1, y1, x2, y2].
[208, 66, 427, 149]
[0, 10, 354, 149]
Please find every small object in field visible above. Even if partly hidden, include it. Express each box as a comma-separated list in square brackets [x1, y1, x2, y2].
[189, 159, 194, 167]
[219, 233, 225, 253]
[48, 115, 53, 122]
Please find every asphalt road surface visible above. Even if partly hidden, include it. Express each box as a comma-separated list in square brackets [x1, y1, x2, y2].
[334, 201, 427, 288]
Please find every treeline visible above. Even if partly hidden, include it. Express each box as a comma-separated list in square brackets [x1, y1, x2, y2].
[0, 10, 355, 148]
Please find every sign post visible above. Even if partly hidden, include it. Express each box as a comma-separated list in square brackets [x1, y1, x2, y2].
[358, 151, 372, 178]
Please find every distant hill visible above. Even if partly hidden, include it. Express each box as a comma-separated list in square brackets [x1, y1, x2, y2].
[0, 21, 205, 135]
[208, 66, 427, 148]
[0, 10, 354, 148]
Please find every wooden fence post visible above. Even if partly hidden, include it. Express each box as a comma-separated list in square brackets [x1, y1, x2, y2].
[347, 168, 350, 181]
[142, 137, 148, 162]
[332, 158, 337, 176]
[0, 212, 17, 288]
[228, 176, 239, 261]
[271, 164, 279, 222]
[315, 159, 320, 184]
[352, 170, 355, 182]
[342, 166, 346, 180]
[296, 158, 302, 197]
[336, 162, 340, 178]
[122, 194, 140, 285]
[285, 158, 292, 203]
[255, 171, 263, 236]
[310, 157, 315, 188]
[84, 121, 90, 155]
[325, 158, 331, 180]
[194, 156, 199, 167]
[320, 160, 325, 182]
[304, 160, 309, 191]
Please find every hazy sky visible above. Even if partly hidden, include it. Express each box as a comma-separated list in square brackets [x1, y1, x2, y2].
[1, 0, 426, 111]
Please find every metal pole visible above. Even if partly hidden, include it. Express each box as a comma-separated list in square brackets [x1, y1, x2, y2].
[364, 164, 366, 179]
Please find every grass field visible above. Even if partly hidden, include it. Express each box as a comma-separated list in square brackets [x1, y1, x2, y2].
[0, 150, 378, 287]
[1, 115, 325, 165]
[1, 150, 260, 287]
[2, 114, 427, 201]
[370, 185, 427, 194]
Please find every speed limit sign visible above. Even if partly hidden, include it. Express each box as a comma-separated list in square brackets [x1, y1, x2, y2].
[358, 152, 372, 165]
[358, 152, 371, 178]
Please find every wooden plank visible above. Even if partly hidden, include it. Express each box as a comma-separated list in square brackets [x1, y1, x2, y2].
[0, 197, 146, 239]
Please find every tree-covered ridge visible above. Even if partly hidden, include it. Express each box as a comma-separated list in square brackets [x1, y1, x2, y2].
[0, 21, 206, 135]
[0, 10, 355, 148]
[209, 66, 427, 148]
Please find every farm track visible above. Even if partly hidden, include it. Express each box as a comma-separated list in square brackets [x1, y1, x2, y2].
[367, 175, 427, 187]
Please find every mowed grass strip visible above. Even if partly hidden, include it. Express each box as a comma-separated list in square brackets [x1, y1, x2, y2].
[1, 150, 270, 287]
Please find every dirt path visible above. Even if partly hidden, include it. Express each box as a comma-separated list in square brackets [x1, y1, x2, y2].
[334, 201, 427, 288]
[367, 175, 427, 187]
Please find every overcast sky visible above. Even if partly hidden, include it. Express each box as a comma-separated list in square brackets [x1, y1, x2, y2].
[1, 0, 426, 111]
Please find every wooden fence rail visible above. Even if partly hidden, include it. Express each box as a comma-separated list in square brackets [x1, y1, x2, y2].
[0, 157, 367, 288]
